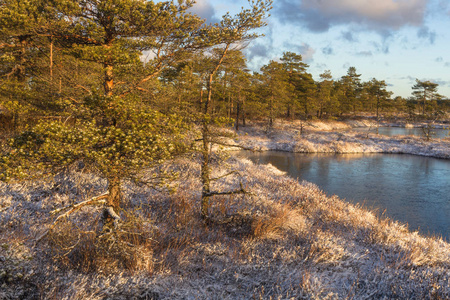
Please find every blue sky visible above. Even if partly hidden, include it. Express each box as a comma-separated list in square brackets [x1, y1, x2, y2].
[189, 0, 450, 98]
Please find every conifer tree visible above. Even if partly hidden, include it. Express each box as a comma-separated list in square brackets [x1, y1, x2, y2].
[412, 79, 439, 116]
[0, 0, 60, 131]
[199, 0, 272, 220]
[340, 67, 362, 115]
[0, 0, 211, 230]
[316, 70, 336, 119]
[259, 60, 290, 127]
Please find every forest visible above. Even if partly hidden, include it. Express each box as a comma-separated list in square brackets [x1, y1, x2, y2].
[1, 0, 450, 299]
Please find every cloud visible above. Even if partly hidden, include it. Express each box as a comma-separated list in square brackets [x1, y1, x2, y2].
[342, 62, 351, 70]
[247, 42, 271, 60]
[276, 0, 428, 33]
[417, 26, 436, 44]
[283, 41, 316, 63]
[341, 31, 358, 42]
[356, 51, 373, 57]
[315, 63, 328, 71]
[322, 46, 334, 55]
[371, 42, 390, 54]
[298, 43, 316, 63]
[434, 80, 450, 87]
[445, 62, 450, 67]
[435, 57, 443, 63]
[437, 0, 450, 15]
[189, 0, 219, 24]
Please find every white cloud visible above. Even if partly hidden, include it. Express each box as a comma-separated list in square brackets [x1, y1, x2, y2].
[299, 43, 316, 63]
[276, 0, 428, 33]
[188, 0, 218, 24]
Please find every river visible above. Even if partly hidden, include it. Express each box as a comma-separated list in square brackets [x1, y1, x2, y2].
[238, 151, 450, 241]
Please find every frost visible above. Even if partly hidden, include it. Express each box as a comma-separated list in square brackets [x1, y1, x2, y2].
[1, 120, 449, 299]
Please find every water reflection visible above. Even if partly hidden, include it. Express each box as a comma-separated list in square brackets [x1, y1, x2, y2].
[239, 151, 450, 240]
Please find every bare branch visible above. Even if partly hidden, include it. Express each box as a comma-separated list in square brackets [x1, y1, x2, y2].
[35, 193, 109, 244]
[210, 170, 238, 182]
[210, 140, 257, 151]
[204, 182, 251, 197]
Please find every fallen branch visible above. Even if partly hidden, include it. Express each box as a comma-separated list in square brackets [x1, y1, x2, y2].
[35, 193, 109, 244]
[50, 193, 109, 216]
[204, 182, 252, 197]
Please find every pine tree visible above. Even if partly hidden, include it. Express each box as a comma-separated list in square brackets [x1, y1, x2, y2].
[340, 67, 362, 115]
[412, 79, 439, 116]
[198, 0, 272, 220]
[1, 0, 210, 231]
[259, 60, 290, 127]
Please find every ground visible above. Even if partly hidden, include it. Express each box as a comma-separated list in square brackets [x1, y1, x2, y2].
[1, 119, 449, 299]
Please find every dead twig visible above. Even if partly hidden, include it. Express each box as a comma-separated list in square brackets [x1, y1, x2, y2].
[204, 182, 253, 197]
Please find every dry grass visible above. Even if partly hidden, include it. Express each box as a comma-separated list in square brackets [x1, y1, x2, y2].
[45, 209, 156, 274]
[1, 154, 449, 299]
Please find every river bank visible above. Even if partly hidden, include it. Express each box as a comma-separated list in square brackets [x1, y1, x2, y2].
[229, 119, 450, 159]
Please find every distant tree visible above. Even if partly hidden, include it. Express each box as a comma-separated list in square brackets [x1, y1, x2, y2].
[259, 60, 290, 127]
[340, 67, 361, 115]
[412, 79, 439, 116]
[280, 52, 315, 119]
[316, 70, 337, 119]
[220, 50, 250, 130]
[366, 78, 392, 120]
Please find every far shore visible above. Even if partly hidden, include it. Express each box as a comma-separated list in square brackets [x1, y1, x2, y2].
[221, 118, 450, 159]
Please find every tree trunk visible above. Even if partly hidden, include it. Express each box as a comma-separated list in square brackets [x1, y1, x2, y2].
[200, 129, 211, 219]
[200, 89, 203, 110]
[200, 45, 230, 220]
[227, 93, 233, 119]
[230, 94, 233, 120]
[50, 38, 53, 83]
[376, 99, 379, 120]
[103, 176, 121, 229]
[269, 95, 274, 128]
[200, 74, 214, 219]
[104, 63, 114, 97]
[242, 95, 246, 127]
[107, 176, 121, 210]
[235, 100, 240, 131]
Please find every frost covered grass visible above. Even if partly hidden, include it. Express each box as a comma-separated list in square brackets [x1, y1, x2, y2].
[230, 119, 450, 159]
[1, 152, 450, 299]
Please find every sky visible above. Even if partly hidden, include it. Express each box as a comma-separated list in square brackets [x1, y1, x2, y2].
[188, 0, 450, 98]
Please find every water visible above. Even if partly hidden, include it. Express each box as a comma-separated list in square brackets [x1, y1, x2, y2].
[353, 126, 450, 138]
[239, 151, 450, 240]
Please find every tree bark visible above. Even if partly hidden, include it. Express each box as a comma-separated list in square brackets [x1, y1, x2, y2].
[269, 95, 274, 128]
[200, 45, 230, 220]
[104, 63, 114, 97]
[242, 95, 246, 127]
[201, 74, 213, 219]
[235, 100, 240, 131]
[103, 176, 121, 229]
[107, 176, 121, 211]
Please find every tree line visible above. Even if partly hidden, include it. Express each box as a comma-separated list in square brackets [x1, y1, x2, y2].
[0, 0, 448, 227]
